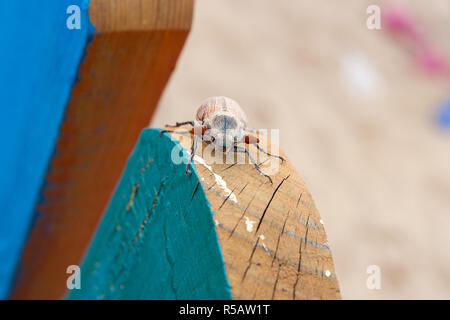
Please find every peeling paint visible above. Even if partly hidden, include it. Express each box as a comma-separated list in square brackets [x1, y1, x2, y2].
[193, 155, 238, 204]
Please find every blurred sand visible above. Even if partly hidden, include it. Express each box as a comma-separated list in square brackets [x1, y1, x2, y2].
[151, 0, 450, 299]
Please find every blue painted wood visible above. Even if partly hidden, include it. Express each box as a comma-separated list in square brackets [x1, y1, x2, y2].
[68, 129, 232, 299]
[0, 0, 94, 299]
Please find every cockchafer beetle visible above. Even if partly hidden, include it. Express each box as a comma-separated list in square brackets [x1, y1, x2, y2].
[161, 96, 284, 183]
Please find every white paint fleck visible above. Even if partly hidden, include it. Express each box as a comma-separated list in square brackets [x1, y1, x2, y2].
[193, 154, 213, 171]
[259, 234, 265, 240]
[214, 219, 219, 226]
[325, 270, 331, 277]
[245, 217, 256, 232]
[320, 219, 324, 225]
[193, 155, 238, 204]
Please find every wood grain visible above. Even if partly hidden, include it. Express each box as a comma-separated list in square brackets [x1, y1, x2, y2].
[90, 0, 193, 31]
[68, 129, 232, 300]
[0, 1, 92, 299]
[168, 126, 341, 299]
[10, 0, 193, 299]
[65, 127, 339, 299]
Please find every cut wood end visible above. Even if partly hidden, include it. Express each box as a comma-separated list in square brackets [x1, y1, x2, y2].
[90, 0, 194, 32]
[163, 126, 342, 300]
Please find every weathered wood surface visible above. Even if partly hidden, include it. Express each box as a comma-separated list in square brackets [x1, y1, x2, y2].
[71, 127, 340, 299]
[169, 127, 341, 299]
[11, 0, 193, 299]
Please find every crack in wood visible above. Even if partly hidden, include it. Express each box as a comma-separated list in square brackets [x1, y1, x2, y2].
[271, 263, 281, 299]
[190, 181, 200, 202]
[221, 163, 237, 172]
[241, 237, 260, 283]
[296, 192, 303, 208]
[218, 222, 334, 278]
[218, 186, 238, 210]
[238, 182, 249, 195]
[256, 174, 290, 233]
[204, 180, 325, 233]
[293, 214, 310, 299]
[228, 194, 256, 240]
[126, 184, 140, 211]
[131, 183, 163, 247]
[272, 211, 289, 267]
[140, 158, 154, 175]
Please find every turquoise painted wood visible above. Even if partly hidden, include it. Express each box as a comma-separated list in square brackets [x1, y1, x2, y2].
[0, 0, 94, 299]
[68, 129, 232, 299]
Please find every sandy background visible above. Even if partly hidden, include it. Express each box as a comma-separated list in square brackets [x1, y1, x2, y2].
[151, 0, 450, 299]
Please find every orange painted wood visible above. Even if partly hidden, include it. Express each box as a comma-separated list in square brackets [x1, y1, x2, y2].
[11, 0, 193, 299]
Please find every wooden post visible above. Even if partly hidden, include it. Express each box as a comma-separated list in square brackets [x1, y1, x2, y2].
[11, 0, 193, 299]
[69, 128, 341, 299]
[0, 1, 92, 299]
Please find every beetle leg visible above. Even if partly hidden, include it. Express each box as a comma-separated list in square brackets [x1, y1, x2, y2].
[244, 128, 267, 136]
[161, 125, 208, 137]
[254, 143, 285, 162]
[234, 146, 273, 184]
[186, 134, 199, 175]
[243, 134, 284, 162]
[165, 121, 195, 127]
[160, 125, 206, 175]
[243, 134, 259, 144]
[159, 129, 193, 136]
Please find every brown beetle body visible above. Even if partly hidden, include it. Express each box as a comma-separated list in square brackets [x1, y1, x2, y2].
[196, 96, 248, 126]
[195, 96, 248, 149]
[162, 96, 284, 183]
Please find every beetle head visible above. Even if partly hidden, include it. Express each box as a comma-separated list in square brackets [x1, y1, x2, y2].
[204, 111, 244, 150]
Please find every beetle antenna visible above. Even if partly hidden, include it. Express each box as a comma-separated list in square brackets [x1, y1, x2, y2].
[254, 144, 285, 162]
[234, 145, 273, 184]
[165, 121, 195, 128]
